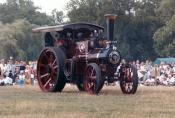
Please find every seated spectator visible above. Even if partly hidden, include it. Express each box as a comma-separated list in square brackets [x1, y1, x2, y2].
[0, 74, 13, 85]
[162, 79, 168, 86]
[138, 70, 144, 84]
[168, 74, 175, 86]
[143, 70, 151, 82]
[17, 70, 25, 86]
[33, 78, 38, 85]
[145, 77, 156, 86]
[157, 74, 166, 85]
[162, 75, 169, 86]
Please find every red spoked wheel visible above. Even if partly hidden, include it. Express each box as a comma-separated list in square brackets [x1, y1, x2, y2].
[37, 47, 66, 92]
[119, 63, 138, 94]
[83, 63, 104, 94]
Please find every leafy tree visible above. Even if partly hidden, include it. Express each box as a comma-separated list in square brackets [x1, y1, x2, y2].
[153, 0, 175, 57]
[156, 0, 175, 22]
[51, 9, 64, 24]
[0, 21, 21, 59]
[0, 0, 174, 61]
[0, 0, 53, 25]
[0, 0, 65, 60]
[0, 19, 43, 60]
[153, 15, 175, 57]
[122, 0, 162, 60]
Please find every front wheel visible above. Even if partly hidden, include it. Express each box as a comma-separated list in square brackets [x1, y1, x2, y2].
[119, 63, 138, 94]
[83, 63, 104, 94]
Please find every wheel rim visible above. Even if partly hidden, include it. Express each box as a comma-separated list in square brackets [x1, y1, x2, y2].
[84, 66, 98, 94]
[121, 67, 134, 93]
[37, 48, 59, 92]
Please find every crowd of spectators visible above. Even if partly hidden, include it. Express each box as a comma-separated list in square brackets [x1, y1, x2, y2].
[0, 57, 175, 87]
[132, 60, 175, 86]
[0, 57, 37, 86]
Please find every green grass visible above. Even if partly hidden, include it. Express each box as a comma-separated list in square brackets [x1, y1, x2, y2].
[0, 85, 175, 118]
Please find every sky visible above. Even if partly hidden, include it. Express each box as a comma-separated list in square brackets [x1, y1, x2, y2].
[0, 0, 70, 15]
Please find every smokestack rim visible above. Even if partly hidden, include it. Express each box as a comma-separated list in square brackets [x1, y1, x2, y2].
[104, 14, 117, 20]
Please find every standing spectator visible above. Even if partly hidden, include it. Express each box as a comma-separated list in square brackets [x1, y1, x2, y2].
[4, 58, 15, 83]
[0, 59, 6, 77]
[145, 60, 152, 72]
[136, 60, 140, 70]
[25, 65, 31, 85]
[19, 61, 26, 71]
[14, 67, 20, 85]
[28, 65, 35, 85]
[150, 64, 160, 84]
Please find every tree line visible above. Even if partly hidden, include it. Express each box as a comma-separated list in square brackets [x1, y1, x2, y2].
[0, 0, 174, 61]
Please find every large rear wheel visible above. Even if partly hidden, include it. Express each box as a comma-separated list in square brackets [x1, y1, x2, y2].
[37, 47, 66, 92]
[119, 63, 138, 94]
[83, 63, 104, 94]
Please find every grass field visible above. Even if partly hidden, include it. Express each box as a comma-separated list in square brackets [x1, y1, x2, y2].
[0, 85, 175, 118]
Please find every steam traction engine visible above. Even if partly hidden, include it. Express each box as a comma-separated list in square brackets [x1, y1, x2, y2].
[33, 14, 138, 94]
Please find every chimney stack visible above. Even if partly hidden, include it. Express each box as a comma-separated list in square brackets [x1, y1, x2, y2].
[104, 14, 117, 42]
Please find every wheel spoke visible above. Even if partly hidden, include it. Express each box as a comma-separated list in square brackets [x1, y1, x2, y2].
[91, 76, 96, 80]
[44, 77, 52, 88]
[123, 81, 133, 93]
[48, 53, 54, 64]
[124, 67, 133, 82]
[126, 83, 131, 92]
[89, 83, 94, 89]
[52, 59, 56, 66]
[53, 65, 58, 69]
[40, 73, 50, 79]
[127, 83, 133, 92]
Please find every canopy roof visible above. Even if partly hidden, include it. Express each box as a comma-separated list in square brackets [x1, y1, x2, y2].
[154, 58, 175, 65]
[32, 23, 104, 33]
